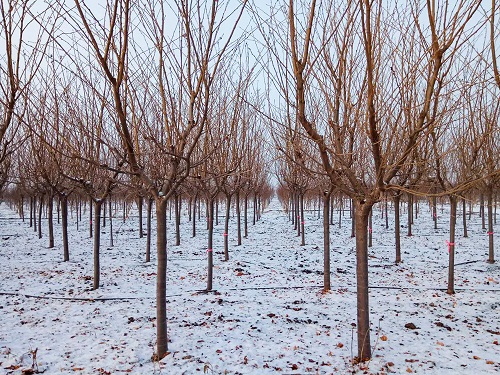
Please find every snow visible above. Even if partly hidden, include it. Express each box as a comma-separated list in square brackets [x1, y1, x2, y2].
[0, 198, 499, 374]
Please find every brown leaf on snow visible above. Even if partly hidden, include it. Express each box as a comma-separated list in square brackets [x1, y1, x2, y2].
[380, 335, 388, 341]
[436, 341, 445, 346]
[336, 342, 344, 348]
[405, 323, 418, 330]
[406, 367, 413, 373]
[291, 364, 299, 370]
[473, 356, 481, 360]
[486, 360, 495, 365]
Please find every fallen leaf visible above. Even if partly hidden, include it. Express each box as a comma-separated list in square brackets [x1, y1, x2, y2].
[291, 364, 298, 370]
[380, 335, 388, 341]
[336, 342, 344, 348]
[486, 360, 495, 365]
[437, 341, 445, 346]
[406, 368, 413, 373]
[473, 356, 481, 360]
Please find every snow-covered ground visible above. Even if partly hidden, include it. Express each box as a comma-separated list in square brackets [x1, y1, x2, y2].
[0, 198, 499, 374]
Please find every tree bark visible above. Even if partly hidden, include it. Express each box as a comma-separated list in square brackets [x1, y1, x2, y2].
[93, 200, 103, 290]
[38, 196, 43, 239]
[61, 195, 69, 262]
[354, 200, 372, 361]
[407, 193, 413, 236]
[447, 196, 457, 295]
[48, 194, 54, 248]
[224, 194, 231, 261]
[89, 199, 93, 238]
[323, 191, 331, 291]
[300, 193, 305, 246]
[156, 198, 168, 357]
[192, 194, 197, 237]
[207, 198, 215, 291]
[394, 193, 401, 264]
[109, 198, 114, 247]
[487, 185, 495, 263]
[146, 198, 152, 263]
[236, 191, 242, 246]
[480, 193, 486, 230]
[462, 197, 468, 238]
[244, 195, 248, 238]
[175, 193, 181, 246]
[138, 196, 144, 238]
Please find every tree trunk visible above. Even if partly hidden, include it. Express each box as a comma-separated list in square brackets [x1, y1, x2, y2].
[102, 199, 106, 227]
[146, 198, 152, 263]
[61, 195, 69, 262]
[224, 194, 231, 261]
[368, 208, 373, 248]
[48, 194, 54, 248]
[155, 198, 168, 358]
[192, 194, 197, 237]
[38, 196, 43, 239]
[175, 193, 181, 246]
[300, 193, 305, 246]
[351, 199, 355, 238]
[487, 185, 495, 263]
[385, 195, 389, 229]
[480, 193, 486, 230]
[236, 191, 242, 246]
[109, 198, 114, 247]
[407, 193, 413, 236]
[433, 195, 437, 230]
[447, 196, 457, 295]
[462, 197, 468, 238]
[244, 195, 248, 238]
[89, 200, 93, 238]
[323, 191, 331, 291]
[29, 196, 33, 228]
[207, 198, 215, 291]
[354, 200, 372, 361]
[215, 198, 219, 226]
[93, 200, 102, 290]
[253, 194, 257, 226]
[394, 193, 401, 264]
[138, 196, 144, 238]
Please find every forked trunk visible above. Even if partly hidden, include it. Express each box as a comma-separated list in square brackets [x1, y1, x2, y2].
[447, 196, 457, 295]
[354, 200, 372, 361]
[156, 198, 168, 358]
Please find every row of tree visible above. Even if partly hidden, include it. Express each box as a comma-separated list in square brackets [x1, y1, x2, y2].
[1, 0, 500, 363]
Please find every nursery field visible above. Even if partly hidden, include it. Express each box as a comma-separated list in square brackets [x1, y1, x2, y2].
[0, 198, 499, 374]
